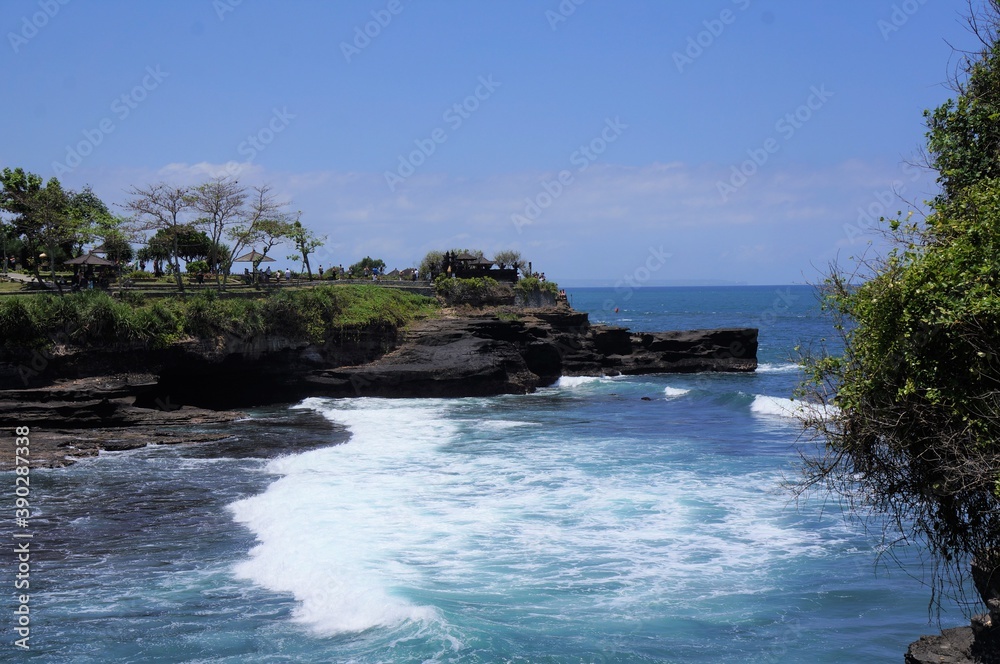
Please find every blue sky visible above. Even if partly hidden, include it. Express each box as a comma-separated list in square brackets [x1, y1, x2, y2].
[1, 0, 979, 285]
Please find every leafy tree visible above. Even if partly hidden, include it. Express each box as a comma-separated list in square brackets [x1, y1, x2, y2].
[252, 217, 292, 270]
[419, 250, 445, 280]
[493, 249, 524, 271]
[100, 231, 134, 264]
[925, 6, 1000, 203]
[348, 256, 386, 278]
[143, 226, 214, 263]
[286, 216, 324, 279]
[0, 169, 86, 291]
[801, 2, 1000, 613]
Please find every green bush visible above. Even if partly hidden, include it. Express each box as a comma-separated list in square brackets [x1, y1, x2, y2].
[0, 285, 437, 351]
[186, 260, 209, 274]
[0, 298, 42, 347]
[514, 276, 558, 297]
[435, 276, 514, 306]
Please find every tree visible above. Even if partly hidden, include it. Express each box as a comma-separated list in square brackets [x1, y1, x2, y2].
[100, 231, 134, 265]
[800, 2, 1000, 614]
[188, 176, 246, 289]
[419, 250, 445, 280]
[348, 256, 386, 278]
[925, 2, 1000, 203]
[493, 249, 524, 272]
[143, 225, 214, 263]
[226, 184, 289, 282]
[286, 216, 324, 279]
[124, 183, 194, 293]
[253, 216, 292, 268]
[0, 169, 88, 291]
[66, 186, 113, 250]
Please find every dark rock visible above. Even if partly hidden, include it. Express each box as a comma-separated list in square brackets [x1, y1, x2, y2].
[592, 326, 633, 356]
[0, 305, 759, 466]
[905, 557, 1000, 662]
[906, 627, 975, 664]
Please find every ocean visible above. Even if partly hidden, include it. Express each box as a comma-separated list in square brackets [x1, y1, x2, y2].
[5, 286, 959, 662]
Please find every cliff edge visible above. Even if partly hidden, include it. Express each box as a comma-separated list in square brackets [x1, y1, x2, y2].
[0, 305, 757, 467]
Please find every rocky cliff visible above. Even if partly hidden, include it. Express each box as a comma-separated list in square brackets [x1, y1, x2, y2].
[0, 305, 757, 467]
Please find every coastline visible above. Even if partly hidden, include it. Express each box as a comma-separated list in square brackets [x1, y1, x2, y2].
[1, 303, 757, 469]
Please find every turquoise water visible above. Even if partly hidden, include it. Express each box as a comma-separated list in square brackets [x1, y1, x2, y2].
[4, 286, 955, 662]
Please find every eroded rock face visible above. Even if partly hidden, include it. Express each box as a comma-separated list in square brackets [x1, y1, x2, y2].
[0, 306, 758, 466]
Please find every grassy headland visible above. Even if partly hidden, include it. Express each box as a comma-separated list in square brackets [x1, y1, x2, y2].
[0, 285, 438, 350]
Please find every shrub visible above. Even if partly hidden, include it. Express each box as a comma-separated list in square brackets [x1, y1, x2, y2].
[186, 260, 209, 274]
[0, 298, 41, 347]
[435, 276, 514, 306]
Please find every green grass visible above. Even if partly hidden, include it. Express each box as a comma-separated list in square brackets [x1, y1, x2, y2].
[0, 285, 437, 350]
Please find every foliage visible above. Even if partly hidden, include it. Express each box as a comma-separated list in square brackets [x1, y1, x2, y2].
[514, 276, 558, 297]
[0, 298, 41, 347]
[435, 275, 514, 306]
[186, 260, 209, 274]
[493, 249, 524, 271]
[141, 225, 214, 263]
[224, 184, 291, 284]
[348, 256, 386, 278]
[419, 250, 445, 279]
[801, 5, 1000, 612]
[286, 217, 324, 279]
[0, 286, 436, 352]
[925, 39, 1000, 202]
[100, 230, 134, 264]
[0, 168, 81, 288]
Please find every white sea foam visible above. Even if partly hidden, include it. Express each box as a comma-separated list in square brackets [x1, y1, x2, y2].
[229, 398, 455, 637]
[756, 362, 801, 373]
[231, 394, 854, 640]
[662, 386, 691, 398]
[476, 419, 535, 431]
[554, 376, 603, 388]
[751, 394, 837, 420]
